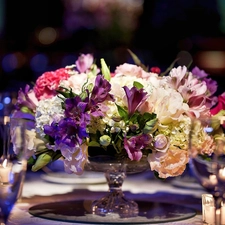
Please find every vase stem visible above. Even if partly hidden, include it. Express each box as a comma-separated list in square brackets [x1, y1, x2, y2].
[92, 163, 139, 218]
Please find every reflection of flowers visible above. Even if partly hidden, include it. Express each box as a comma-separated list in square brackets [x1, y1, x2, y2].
[190, 91, 225, 158]
[210, 92, 225, 116]
[11, 53, 218, 179]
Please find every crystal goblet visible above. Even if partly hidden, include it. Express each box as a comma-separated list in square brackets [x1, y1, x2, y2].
[189, 116, 225, 224]
[0, 116, 27, 225]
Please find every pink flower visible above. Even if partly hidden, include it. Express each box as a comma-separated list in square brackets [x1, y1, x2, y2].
[115, 63, 154, 79]
[167, 66, 217, 118]
[34, 68, 70, 100]
[210, 92, 225, 115]
[76, 54, 94, 73]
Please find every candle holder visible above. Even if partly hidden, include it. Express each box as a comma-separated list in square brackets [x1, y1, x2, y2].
[189, 117, 225, 225]
[202, 194, 225, 225]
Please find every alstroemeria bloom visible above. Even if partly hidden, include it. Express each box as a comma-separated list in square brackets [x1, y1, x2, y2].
[76, 53, 94, 73]
[124, 134, 152, 161]
[16, 85, 38, 113]
[123, 86, 148, 116]
[166, 66, 217, 118]
[90, 75, 114, 105]
[192, 66, 218, 95]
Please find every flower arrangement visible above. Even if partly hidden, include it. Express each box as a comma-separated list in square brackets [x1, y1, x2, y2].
[11, 52, 219, 179]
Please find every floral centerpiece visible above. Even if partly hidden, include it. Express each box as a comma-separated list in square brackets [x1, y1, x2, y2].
[11, 52, 219, 179]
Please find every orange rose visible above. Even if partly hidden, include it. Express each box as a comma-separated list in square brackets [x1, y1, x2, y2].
[148, 147, 189, 178]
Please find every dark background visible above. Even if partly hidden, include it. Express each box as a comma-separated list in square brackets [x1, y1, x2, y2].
[0, 0, 225, 113]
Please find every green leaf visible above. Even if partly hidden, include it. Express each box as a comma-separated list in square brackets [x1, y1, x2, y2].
[88, 141, 100, 147]
[129, 112, 139, 123]
[127, 49, 149, 72]
[137, 112, 157, 129]
[159, 58, 179, 77]
[27, 156, 35, 165]
[101, 58, 111, 81]
[57, 87, 76, 98]
[133, 81, 143, 89]
[21, 106, 33, 114]
[143, 118, 158, 134]
[116, 104, 128, 120]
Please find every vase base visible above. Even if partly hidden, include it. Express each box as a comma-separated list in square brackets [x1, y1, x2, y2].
[92, 195, 139, 218]
[29, 199, 196, 224]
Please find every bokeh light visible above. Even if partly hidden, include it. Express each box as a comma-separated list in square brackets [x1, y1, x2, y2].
[2, 52, 26, 73]
[37, 27, 57, 45]
[30, 53, 49, 73]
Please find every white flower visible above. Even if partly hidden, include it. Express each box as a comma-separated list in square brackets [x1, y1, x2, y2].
[147, 87, 189, 124]
[35, 96, 64, 137]
[59, 72, 88, 94]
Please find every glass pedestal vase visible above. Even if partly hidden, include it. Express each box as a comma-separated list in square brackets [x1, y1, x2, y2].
[91, 162, 138, 218]
[85, 155, 149, 218]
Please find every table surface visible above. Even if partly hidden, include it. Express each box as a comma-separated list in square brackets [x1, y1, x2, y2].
[7, 168, 206, 225]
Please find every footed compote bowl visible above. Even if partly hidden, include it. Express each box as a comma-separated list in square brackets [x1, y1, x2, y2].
[84, 154, 149, 218]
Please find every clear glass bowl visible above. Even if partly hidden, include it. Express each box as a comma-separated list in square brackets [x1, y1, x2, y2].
[85, 155, 149, 218]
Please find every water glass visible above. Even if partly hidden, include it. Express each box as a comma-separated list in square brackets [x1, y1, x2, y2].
[0, 116, 27, 224]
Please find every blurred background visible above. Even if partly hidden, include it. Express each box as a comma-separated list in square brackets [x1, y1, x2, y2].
[0, 0, 225, 115]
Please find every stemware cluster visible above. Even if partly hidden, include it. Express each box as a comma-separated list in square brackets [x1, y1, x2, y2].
[189, 116, 225, 224]
[0, 117, 27, 225]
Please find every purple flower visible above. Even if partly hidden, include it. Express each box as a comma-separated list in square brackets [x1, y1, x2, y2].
[192, 66, 208, 78]
[203, 78, 218, 96]
[87, 75, 114, 117]
[123, 86, 148, 116]
[44, 95, 91, 148]
[192, 67, 218, 96]
[44, 118, 88, 148]
[64, 96, 89, 121]
[91, 75, 114, 104]
[124, 134, 152, 161]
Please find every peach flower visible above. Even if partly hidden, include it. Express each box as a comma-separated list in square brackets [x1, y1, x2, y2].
[148, 146, 189, 178]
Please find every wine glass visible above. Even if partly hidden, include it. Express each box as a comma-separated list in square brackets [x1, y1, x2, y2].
[189, 116, 225, 224]
[0, 116, 27, 225]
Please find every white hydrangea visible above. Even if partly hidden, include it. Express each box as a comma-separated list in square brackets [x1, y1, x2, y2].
[35, 96, 64, 137]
